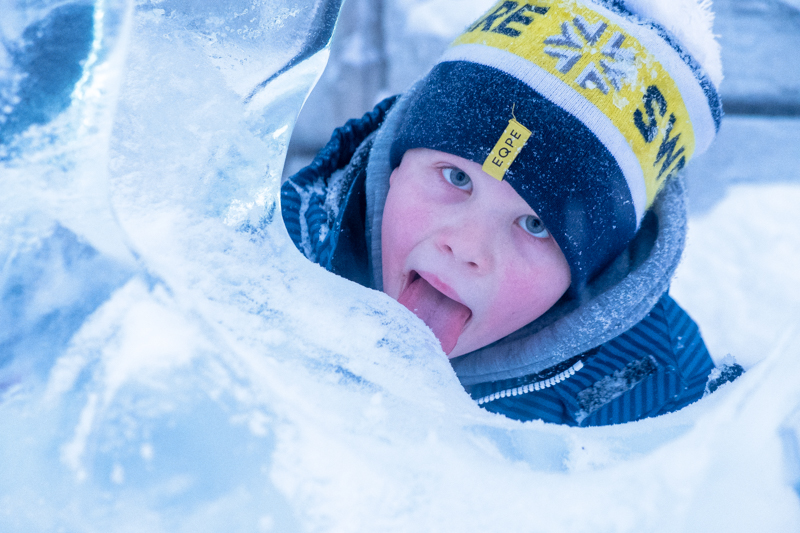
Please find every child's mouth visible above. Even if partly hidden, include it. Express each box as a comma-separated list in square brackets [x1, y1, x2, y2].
[397, 271, 472, 355]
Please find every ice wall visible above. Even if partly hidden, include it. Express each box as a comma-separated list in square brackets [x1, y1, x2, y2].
[2, 0, 800, 532]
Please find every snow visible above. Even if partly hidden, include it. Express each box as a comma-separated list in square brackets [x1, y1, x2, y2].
[673, 181, 800, 368]
[622, 0, 723, 87]
[676, 116, 800, 368]
[2, 0, 800, 531]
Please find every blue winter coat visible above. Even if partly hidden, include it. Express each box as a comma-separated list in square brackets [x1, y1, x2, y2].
[281, 96, 733, 427]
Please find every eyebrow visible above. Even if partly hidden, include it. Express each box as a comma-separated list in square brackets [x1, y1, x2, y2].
[433, 160, 467, 168]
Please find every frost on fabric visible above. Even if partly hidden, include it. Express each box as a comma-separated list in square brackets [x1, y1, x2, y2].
[323, 133, 371, 222]
[290, 177, 329, 261]
[324, 168, 347, 222]
[575, 355, 658, 422]
[704, 354, 744, 396]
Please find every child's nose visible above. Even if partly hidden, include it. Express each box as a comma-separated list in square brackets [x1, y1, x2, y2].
[437, 218, 494, 272]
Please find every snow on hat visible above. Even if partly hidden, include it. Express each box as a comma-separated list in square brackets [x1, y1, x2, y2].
[389, 0, 723, 289]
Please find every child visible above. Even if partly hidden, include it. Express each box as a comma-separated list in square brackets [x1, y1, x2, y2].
[282, 0, 742, 426]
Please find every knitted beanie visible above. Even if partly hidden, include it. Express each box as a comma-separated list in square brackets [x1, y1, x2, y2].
[389, 0, 722, 290]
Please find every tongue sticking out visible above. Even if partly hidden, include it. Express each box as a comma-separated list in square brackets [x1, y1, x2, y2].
[397, 274, 471, 355]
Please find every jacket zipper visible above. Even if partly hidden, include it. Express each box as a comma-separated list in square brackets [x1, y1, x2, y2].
[475, 360, 584, 405]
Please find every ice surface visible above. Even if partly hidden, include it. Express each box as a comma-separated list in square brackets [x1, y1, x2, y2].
[2, 0, 800, 531]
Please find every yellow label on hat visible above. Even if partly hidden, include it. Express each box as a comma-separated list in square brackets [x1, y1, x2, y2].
[482, 118, 531, 181]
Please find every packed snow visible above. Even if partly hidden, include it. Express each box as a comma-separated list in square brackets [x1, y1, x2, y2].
[1, 0, 800, 532]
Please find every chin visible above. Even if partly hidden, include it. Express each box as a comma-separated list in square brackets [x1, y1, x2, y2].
[445, 339, 473, 359]
[446, 329, 510, 359]
[445, 320, 501, 358]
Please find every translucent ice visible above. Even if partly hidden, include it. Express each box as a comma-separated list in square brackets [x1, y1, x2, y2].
[2, 0, 800, 531]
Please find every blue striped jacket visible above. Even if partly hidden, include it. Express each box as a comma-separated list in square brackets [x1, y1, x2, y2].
[281, 97, 733, 426]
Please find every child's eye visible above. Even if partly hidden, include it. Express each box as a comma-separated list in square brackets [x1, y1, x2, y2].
[518, 215, 550, 238]
[442, 167, 472, 190]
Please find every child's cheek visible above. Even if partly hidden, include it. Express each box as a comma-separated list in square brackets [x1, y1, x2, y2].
[487, 282, 534, 324]
[482, 259, 557, 333]
[382, 182, 436, 294]
[388, 187, 435, 244]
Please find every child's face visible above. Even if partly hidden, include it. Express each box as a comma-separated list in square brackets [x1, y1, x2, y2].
[382, 148, 572, 358]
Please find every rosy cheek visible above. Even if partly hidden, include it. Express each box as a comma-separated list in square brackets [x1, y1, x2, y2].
[496, 283, 535, 313]
[387, 194, 434, 246]
[386, 205, 425, 250]
[484, 282, 532, 327]
[479, 259, 555, 337]
[382, 187, 433, 295]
